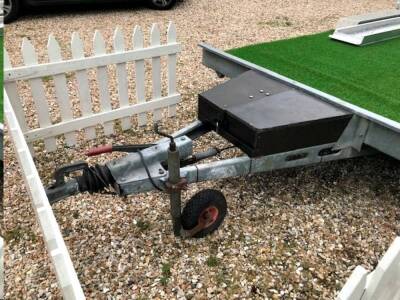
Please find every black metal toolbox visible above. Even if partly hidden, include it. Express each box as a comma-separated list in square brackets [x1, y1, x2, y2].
[198, 70, 353, 157]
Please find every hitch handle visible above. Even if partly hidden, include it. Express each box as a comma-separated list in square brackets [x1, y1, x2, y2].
[86, 145, 113, 157]
[154, 123, 176, 151]
[86, 144, 156, 156]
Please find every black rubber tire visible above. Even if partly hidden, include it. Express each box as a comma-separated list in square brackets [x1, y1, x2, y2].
[148, 0, 177, 10]
[4, 0, 20, 24]
[181, 189, 228, 238]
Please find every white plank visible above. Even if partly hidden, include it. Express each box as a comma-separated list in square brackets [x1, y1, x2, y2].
[113, 27, 131, 131]
[5, 43, 181, 82]
[93, 30, 114, 135]
[150, 24, 163, 122]
[0, 238, 3, 300]
[4, 50, 34, 153]
[133, 26, 147, 126]
[25, 94, 180, 142]
[337, 266, 368, 300]
[21, 38, 57, 152]
[47, 34, 76, 146]
[167, 22, 178, 117]
[4, 49, 28, 133]
[71, 32, 96, 140]
[4, 92, 85, 299]
[364, 237, 400, 300]
[338, 237, 400, 300]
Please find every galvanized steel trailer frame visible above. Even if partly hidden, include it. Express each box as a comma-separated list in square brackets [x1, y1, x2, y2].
[47, 117, 372, 238]
[96, 43, 400, 196]
[200, 43, 400, 161]
[47, 43, 399, 238]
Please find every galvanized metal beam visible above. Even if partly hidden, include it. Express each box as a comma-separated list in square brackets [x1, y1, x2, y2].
[119, 141, 369, 195]
[180, 143, 369, 186]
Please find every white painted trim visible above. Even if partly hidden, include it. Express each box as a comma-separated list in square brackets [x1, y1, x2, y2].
[5, 90, 85, 299]
[0, 237, 4, 300]
[24, 94, 180, 142]
[4, 43, 181, 82]
[337, 237, 400, 300]
[337, 266, 368, 300]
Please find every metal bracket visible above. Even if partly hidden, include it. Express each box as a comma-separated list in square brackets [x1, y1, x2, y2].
[165, 178, 188, 193]
[333, 115, 370, 152]
[108, 135, 193, 195]
[53, 161, 88, 187]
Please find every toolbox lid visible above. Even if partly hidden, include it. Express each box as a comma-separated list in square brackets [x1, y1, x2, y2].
[200, 70, 350, 130]
[200, 70, 289, 110]
[226, 90, 350, 131]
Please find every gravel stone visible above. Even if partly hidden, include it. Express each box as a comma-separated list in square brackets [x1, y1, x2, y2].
[3, 0, 399, 299]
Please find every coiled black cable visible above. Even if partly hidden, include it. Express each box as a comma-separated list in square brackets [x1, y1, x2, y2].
[77, 164, 116, 194]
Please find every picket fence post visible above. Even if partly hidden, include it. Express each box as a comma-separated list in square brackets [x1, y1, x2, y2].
[5, 23, 181, 154]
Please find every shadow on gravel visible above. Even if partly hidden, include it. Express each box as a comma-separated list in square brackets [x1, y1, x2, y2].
[226, 153, 400, 207]
[16, 0, 184, 22]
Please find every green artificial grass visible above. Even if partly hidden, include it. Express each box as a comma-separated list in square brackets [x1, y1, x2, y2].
[228, 31, 400, 122]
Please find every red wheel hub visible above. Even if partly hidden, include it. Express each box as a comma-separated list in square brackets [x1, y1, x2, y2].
[198, 206, 219, 228]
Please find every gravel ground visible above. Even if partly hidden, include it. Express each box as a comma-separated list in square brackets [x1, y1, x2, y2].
[3, 0, 399, 299]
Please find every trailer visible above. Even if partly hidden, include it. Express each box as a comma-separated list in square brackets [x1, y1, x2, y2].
[44, 42, 399, 239]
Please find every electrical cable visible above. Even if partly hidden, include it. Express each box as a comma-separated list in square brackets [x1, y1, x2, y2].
[137, 150, 165, 192]
[216, 145, 235, 154]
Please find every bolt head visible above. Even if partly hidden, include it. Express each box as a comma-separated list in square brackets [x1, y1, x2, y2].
[265, 92, 271, 96]
[259, 89, 264, 93]
[249, 95, 254, 99]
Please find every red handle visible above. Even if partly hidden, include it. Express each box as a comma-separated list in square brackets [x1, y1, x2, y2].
[86, 145, 113, 157]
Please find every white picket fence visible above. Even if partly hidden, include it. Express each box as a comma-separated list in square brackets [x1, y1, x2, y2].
[338, 237, 400, 300]
[4, 22, 181, 154]
[4, 23, 180, 299]
[0, 0, 3, 27]
[0, 237, 3, 300]
[5, 91, 85, 299]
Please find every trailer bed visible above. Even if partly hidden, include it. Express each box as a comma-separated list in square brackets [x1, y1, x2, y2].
[227, 31, 400, 122]
[200, 37, 400, 160]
